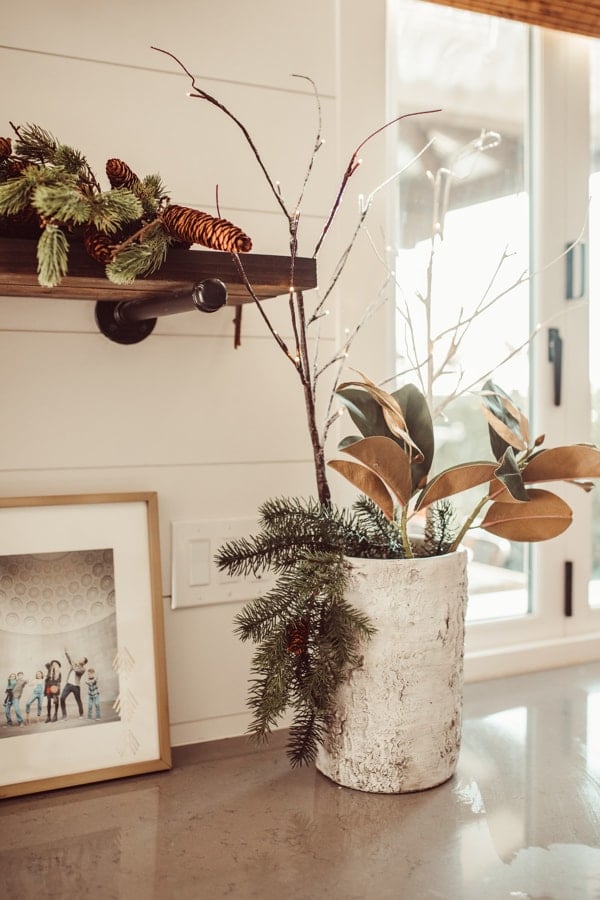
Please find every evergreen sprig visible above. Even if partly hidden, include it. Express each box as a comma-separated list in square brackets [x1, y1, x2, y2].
[32, 181, 92, 226]
[219, 496, 397, 766]
[37, 224, 69, 288]
[135, 174, 170, 217]
[13, 123, 60, 164]
[421, 500, 457, 557]
[105, 226, 171, 283]
[0, 172, 34, 214]
[86, 188, 143, 233]
[14, 123, 100, 190]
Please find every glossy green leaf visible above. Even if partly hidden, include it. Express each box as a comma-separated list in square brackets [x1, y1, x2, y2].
[393, 383, 435, 490]
[338, 434, 362, 450]
[336, 386, 391, 440]
[492, 447, 529, 501]
[327, 459, 394, 520]
[479, 488, 573, 541]
[337, 376, 422, 457]
[480, 380, 528, 460]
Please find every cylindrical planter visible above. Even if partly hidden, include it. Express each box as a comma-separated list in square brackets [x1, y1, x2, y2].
[316, 550, 468, 794]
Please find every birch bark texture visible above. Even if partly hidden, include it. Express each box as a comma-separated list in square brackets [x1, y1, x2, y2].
[316, 550, 468, 793]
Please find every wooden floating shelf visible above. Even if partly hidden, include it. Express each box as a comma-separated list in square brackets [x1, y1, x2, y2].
[0, 238, 317, 305]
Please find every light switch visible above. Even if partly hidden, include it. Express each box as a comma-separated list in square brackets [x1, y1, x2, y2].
[188, 539, 211, 586]
[171, 518, 273, 610]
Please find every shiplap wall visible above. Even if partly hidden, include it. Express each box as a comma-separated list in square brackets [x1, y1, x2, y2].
[0, 0, 391, 745]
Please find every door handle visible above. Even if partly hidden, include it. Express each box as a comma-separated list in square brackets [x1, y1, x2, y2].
[548, 327, 562, 406]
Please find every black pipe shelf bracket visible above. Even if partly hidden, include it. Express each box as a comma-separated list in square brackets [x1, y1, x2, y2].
[94, 278, 228, 345]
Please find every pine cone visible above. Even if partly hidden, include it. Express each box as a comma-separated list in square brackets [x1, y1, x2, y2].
[285, 619, 310, 656]
[161, 204, 252, 253]
[0, 137, 12, 159]
[5, 157, 28, 177]
[83, 224, 118, 263]
[105, 158, 140, 190]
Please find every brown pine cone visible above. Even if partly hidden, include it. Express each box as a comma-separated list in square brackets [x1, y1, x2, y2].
[161, 204, 252, 253]
[83, 224, 119, 263]
[105, 158, 140, 190]
[0, 137, 12, 159]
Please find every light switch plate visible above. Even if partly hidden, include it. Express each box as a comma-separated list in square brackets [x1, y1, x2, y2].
[171, 518, 271, 609]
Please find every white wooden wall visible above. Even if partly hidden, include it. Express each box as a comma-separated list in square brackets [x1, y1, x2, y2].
[0, 0, 390, 745]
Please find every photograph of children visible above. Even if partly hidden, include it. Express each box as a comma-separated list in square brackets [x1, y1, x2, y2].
[0, 548, 120, 739]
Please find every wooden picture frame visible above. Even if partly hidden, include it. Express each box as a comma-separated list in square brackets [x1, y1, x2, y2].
[0, 492, 171, 798]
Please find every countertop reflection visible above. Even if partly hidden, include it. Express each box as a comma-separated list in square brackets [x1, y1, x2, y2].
[2, 662, 600, 899]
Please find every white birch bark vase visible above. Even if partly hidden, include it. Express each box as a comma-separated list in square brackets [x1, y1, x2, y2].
[315, 550, 468, 793]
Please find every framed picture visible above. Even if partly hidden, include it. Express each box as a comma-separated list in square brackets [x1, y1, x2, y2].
[0, 492, 171, 798]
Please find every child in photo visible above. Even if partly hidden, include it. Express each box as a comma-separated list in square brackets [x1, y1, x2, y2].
[86, 668, 100, 720]
[25, 670, 45, 722]
[11, 672, 27, 726]
[4, 673, 16, 726]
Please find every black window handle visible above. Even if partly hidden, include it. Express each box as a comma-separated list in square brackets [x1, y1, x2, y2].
[548, 327, 562, 406]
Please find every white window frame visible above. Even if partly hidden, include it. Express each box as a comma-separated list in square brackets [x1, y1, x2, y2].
[352, 2, 600, 679]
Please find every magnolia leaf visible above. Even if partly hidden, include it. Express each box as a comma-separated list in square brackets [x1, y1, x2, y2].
[393, 383, 435, 490]
[415, 461, 497, 510]
[499, 394, 530, 446]
[327, 459, 394, 520]
[480, 380, 527, 460]
[488, 482, 519, 502]
[337, 375, 420, 454]
[336, 386, 391, 440]
[480, 405, 527, 454]
[523, 445, 600, 484]
[357, 372, 413, 444]
[338, 434, 362, 450]
[479, 488, 573, 541]
[492, 447, 529, 501]
[341, 436, 413, 506]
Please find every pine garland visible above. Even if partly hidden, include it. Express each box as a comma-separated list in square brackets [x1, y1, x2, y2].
[217, 496, 405, 766]
[0, 122, 253, 286]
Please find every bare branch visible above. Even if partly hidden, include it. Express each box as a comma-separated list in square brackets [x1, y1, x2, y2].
[312, 109, 440, 258]
[291, 74, 324, 215]
[309, 138, 436, 325]
[152, 46, 290, 220]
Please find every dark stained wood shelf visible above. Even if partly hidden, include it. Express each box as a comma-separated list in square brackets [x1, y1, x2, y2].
[0, 238, 317, 305]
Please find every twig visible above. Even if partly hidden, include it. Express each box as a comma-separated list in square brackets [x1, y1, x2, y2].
[309, 138, 436, 325]
[291, 74, 324, 215]
[229, 252, 295, 363]
[152, 46, 290, 221]
[111, 218, 163, 256]
[312, 109, 441, 258]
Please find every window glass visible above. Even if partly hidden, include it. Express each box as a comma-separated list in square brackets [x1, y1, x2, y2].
[391, 0, 530, 621]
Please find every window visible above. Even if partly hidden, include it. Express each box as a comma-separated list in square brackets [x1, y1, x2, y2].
[388, 0, 600, 672]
